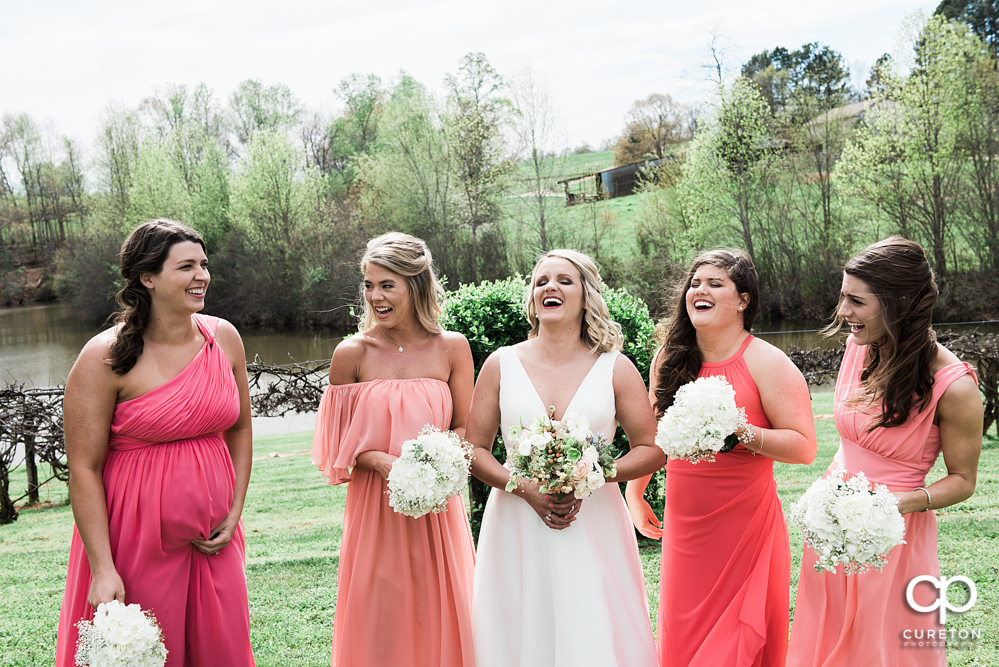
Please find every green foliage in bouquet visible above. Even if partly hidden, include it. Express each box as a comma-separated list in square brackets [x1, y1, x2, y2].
[440, 276, 662, 540]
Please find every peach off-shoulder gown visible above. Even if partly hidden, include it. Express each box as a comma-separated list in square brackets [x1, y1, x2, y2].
[312, 377, 475, 667]
[55, 314, 254, 667]
[658, 335, 791, 667]
[787, 336, 976, 667]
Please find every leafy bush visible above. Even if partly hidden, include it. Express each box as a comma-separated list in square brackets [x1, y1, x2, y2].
[440, 276, 661, 539]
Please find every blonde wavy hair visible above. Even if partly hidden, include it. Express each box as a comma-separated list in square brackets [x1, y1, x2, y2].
[525, 249, 623, 353]
[359, 232, 445, 334]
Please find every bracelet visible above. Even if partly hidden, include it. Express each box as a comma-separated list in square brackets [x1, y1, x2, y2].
[914, 486, 932, 512]
[750, 428, 764, 455]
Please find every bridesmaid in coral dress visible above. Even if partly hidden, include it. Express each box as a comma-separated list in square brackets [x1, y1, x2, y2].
[787, 238, 983, 667]
[627, 249, 817, 667]
[55, 219, 255, 666]
[312, 232, 476, 667]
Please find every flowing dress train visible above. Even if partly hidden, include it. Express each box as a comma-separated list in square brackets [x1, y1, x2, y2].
[55, 314, 254, 667]
[473, 348, 658, 667]
[658, 335, 790, 667]
[787, 336, 976, 667]
[312, 377, 476, 667]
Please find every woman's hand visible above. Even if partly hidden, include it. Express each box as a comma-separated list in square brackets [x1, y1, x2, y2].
[628, 496, 663, 539]
[192, 511, 240, 555]
[355, 450, 398, 481]
[625, 474, 663, 538]
[513, 480, 581, 530]
[88, 568, 126, 608]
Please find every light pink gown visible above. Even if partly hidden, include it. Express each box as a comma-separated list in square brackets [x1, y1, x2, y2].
[659, 335, 791, 667]
[787, 336, 976, 667]
[55, 314, 254, 666]
[312, 378, 475, 667]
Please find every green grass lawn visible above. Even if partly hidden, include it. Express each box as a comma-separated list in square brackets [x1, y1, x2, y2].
[1, 392, 996, 665]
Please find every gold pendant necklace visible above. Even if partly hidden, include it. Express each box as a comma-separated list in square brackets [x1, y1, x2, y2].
[381, 328, 419, 353]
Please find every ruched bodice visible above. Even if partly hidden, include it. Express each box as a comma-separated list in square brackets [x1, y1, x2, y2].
[833, 336, 977, 490]
[108, 317, 239, 450]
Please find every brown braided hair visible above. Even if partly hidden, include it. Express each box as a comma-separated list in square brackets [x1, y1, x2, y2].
[108, 219, 206, 375]
[652, 249, 759, 418]
[828, 237, 938, 429]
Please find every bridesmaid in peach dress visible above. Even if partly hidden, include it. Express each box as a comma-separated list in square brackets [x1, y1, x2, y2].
[312, 232, 476, 667]
[627, 249, 817, 667]
[55, 219, 255, 666]
[787, 238, 983, 667]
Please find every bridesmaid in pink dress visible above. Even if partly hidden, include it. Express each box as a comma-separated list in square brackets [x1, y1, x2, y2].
[787, 238, 983, 667]
[312, 232, 476, 667]
[627, 249, 817, 667]
[55, 219, 255, 666]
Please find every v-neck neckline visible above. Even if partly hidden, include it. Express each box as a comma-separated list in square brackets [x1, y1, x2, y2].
[508, 349, 607, 421]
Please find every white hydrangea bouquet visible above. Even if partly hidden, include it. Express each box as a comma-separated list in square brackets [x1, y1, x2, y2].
[75, 599, 167, 667]
[791, 465, 906, 575]
[387, 426, 473, 518]
[504, 407, 617, 499]
[655, 375, 750, 464]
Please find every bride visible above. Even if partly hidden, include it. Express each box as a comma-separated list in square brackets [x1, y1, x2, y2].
[467, 249, 665, 667]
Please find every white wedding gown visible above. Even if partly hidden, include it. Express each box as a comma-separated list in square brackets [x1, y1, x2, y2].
[472, 347, 658, 667]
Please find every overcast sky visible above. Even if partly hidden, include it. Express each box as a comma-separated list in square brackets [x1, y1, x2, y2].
[1, 0, 930, 152]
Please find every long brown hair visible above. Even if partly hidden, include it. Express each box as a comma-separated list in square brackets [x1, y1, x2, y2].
[831, 237, 938, 429]
[108, 219, 207, 375]
[653, 249, 759, 417]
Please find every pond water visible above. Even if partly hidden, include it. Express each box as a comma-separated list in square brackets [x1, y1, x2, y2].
[2, 303, 996, 434]
[0, 303, 343, 437]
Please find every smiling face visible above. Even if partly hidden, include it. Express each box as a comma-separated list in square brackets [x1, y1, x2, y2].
[838, 272, 887, 346]
[685, 263, 749, 330]
[531, 256, 585, 327]
[142, 241, 210, 314]
[363, 262, 413, 328]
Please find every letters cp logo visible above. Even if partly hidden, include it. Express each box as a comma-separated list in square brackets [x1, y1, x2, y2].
[906, 575, 977, 623]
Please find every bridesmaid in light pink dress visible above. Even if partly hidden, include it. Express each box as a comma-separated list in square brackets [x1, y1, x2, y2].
[312, 233, 476, 667]
[56, 219, 254, 666]
[788, 238, 983, 667]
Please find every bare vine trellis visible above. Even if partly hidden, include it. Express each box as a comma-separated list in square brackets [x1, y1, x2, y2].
[2, 335, 996, 526]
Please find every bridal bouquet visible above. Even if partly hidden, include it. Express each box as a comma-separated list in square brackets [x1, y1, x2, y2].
[791, 465, 906, 574]
[505, 408, 617, 499]
[654, 375, 750, 464]
[75, 600, 167, 667]
[387, 426, 473, 518]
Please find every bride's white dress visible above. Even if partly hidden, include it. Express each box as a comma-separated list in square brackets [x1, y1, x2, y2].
[473, 347, 658, 667]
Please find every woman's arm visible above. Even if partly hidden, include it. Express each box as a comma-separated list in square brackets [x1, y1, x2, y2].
[64, 336, 125, 606]
[444, 332, 475, 440]
[466, 353, 576, 529]
[193, 320, 252, 555]
[324, 336, 396, 479]
[894, 373, 983, 514]
[626, 346, 664, 538]
[607, 354, 668, 483]
[745, 340, 817, 464]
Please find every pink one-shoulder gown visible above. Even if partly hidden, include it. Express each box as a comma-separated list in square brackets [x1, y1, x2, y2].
[659, 335, 791, 667]
[787, 336, 977, 667]
[55, 314, 254, 667]
[312, 378, 475, 667]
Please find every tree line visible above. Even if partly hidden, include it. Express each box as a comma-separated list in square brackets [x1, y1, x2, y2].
[1, 5, 998, 327]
